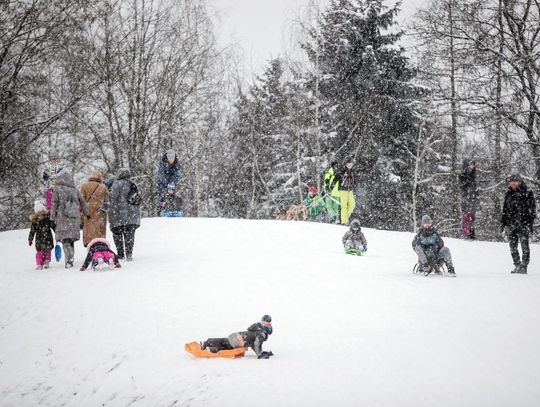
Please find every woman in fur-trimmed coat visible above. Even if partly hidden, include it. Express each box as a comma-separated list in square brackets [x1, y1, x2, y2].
[80, 170, 109, 246]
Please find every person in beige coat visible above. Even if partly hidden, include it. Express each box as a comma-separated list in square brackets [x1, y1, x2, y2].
[80, 170, 109, 247]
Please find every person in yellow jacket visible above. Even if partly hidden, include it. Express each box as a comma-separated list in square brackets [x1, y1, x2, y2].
[335, 157, 356, 225]
[323, 161, 341, 223]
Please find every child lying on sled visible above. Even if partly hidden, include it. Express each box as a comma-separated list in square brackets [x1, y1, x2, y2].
[80, 238, 121, 271]
[201, 315, 274, 359]
[342, 219, 368, 255]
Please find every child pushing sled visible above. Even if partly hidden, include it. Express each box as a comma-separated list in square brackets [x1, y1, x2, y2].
[343, 219, 368, 255]
[80, 238, 121, 271]
[186, 315, 274, 359]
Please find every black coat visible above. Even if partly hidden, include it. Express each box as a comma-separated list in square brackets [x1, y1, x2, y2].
[28, 211, 54, 252]
[239, 323, 269, 356]
[459, 166, 479, 211]
[336, 167, 355, 191]
[501, 183, 536, 232]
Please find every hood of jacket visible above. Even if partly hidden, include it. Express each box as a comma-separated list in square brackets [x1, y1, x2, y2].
[54, 170, 75, 188]
[29, 210, 49, 223]
[88, 170, 103, 183]
[116, 168, 131, 180]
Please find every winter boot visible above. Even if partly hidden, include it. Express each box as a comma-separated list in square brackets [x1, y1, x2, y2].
[35, 265, 43, 270]
[126, 253, 133, 262]
[518, 264, 528, 274]
[43, 261, 50, 269]
[447, 265, 456, 275]
[511, 263, 522, 274]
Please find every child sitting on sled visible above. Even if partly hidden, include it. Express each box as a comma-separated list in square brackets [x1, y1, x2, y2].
[304, 186, 326, 222]
[80, 238, 121, 271]
[343, 219, 368, 255]
[201, 315, 274, 359]
[159, 183, 183, 217]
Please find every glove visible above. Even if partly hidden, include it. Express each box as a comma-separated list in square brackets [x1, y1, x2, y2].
[258, 351, 274, 359]
[28, 240, 33, 246]
[363, 245, 368, 252]
[79, 267, 85, 272]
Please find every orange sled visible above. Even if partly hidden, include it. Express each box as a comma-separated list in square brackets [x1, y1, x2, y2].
[184, 342, 247, 359]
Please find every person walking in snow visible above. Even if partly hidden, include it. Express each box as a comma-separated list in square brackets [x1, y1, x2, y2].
[109, 168, 141, 261]
[42, 149, 64, 211]
[412, 215, 456, 275]
[28, 201, 55, 270]
[459, 159, 480, 239]
[501, 174, 536, 274]
[304, 186, 326, 222]
[335, 157, 356, 225]
[342, 219, 368, 254]
[80, 170, 109, 247]
[323, 161, 341, 223]
[201, 315, 274, 359]
[156, 149, 180, 202]
[79, 238, 121, 271]
[50, 171, 90, 268]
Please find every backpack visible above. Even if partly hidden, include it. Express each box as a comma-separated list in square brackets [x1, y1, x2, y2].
[62, 194, 80, 218]
[127, 181, 142, 206]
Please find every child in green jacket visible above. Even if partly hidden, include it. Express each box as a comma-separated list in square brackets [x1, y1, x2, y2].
[304, 186, 326, 221]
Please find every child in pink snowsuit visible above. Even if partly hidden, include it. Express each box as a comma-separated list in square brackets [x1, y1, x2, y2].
[28, 201, 54, 270]
[80, 238, 121, 271]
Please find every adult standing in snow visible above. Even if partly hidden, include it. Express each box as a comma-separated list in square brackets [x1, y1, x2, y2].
[335, 157, 356, 225]
[80, 170, 109, 247]
[50, 171, 90, 268]
[459, 159, 480, 239]
[42, 150, 64, 211]
[156, 149, 180, 204]
[501, 174, 536, 274]
[109, 168, 141, 261]
[323, 161, 341, 223]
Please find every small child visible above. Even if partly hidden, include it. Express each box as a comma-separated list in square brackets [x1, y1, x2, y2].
[342, 219, 368, 254]
[159, 183, 183, 217]
[28, 201, 54, 270]
[80, 238, 121, 271]
[304, 186, 326, 221]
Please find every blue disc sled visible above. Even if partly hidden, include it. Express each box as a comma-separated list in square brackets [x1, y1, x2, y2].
[54, 243, 62, 262]
[161, 210, 183, 218]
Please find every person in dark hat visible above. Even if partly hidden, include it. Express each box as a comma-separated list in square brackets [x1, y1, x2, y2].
[501, 174, 536, 274]
[459, 159, 480, 239]
[156, 149, 180, 209]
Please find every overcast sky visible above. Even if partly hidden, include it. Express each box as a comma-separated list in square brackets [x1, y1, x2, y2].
[210, 0, 427, 75]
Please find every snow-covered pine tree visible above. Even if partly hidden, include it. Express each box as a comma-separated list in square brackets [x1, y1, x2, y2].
[303, 0, 428, 230]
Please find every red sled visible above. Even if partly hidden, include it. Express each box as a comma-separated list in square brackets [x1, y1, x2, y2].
[184, 342, 247, 359]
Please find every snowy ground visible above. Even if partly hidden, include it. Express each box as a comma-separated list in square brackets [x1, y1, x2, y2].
[1, 218, 539, 407]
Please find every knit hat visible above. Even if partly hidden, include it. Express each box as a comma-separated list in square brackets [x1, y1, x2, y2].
[350, 219, 361, 230]
[345, 156, 354, 164]
[49, 149, 60, 160]
[421, 214, 432, 225]
[308, 186, 317, 195]
[506, 174, 522, 183]
[34, 201, 46, 213]
[167, 183, 176, 190]
[166, 149, 176, 159]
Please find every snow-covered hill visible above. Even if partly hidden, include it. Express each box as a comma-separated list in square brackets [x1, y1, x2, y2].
[1, 218, 539, 407]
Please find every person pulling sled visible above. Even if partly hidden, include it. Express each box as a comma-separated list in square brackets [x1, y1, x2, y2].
[412, 215, 456, 276]
[199, 315, 274, 359]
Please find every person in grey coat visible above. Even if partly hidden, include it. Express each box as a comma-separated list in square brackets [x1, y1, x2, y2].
[50, 171, 90, 268]
[109, 168, 141, 261]
[342, 219, 368, 252]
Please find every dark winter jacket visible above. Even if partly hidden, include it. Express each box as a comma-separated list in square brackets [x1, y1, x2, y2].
[81, 238, 119, 270]
[501, 182, 536, 232]
[109, 168, 141, 229]
[336, 167, 355, 191]
[412, 227, 444, 254]
[342, 227, 367, 247]
[459, 162, 480, 212]
[50, 171, 90, 242]
[156, 154, 180, 195]
[28, 211, 54, 252]
[160, 191, 183, 212]
[229, 323, 269, 356]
